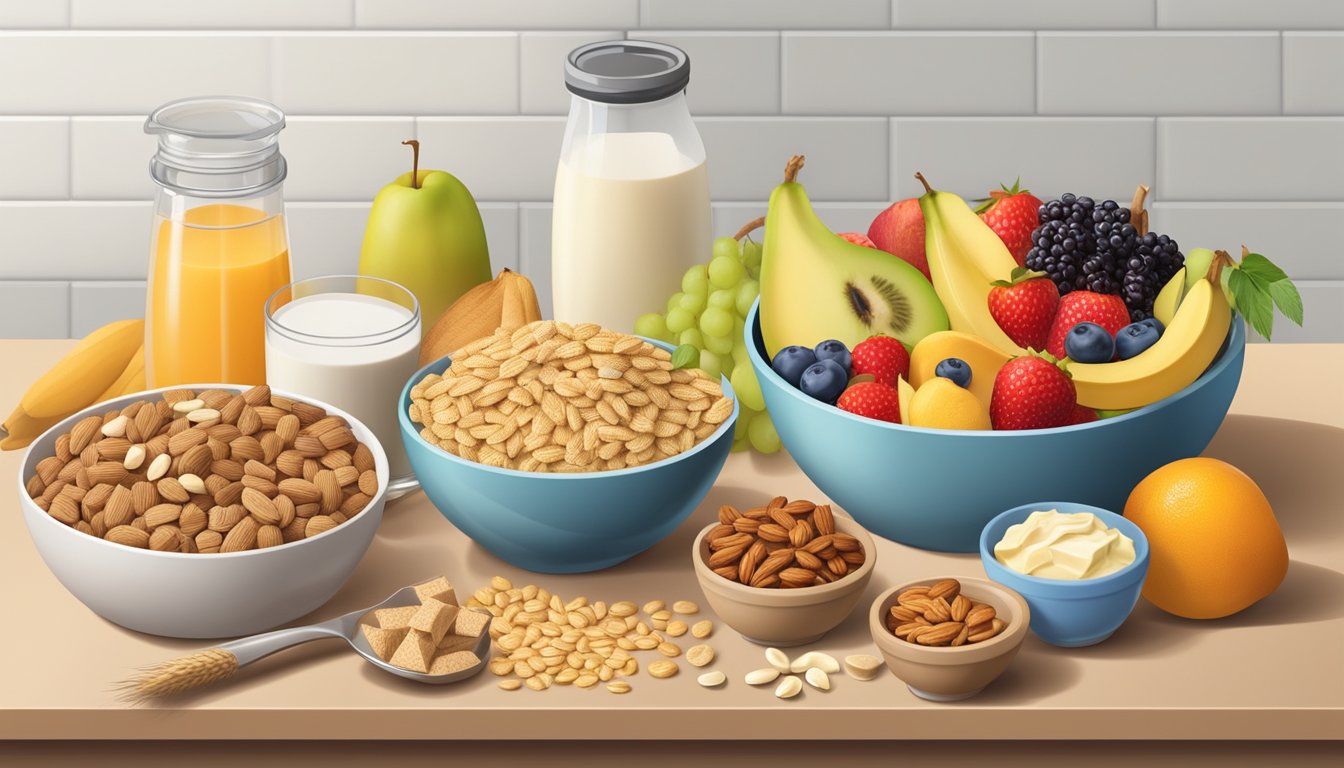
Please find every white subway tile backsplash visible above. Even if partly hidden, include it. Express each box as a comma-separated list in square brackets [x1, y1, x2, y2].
[640, 0, 889, 29]
[782, 33, 1034, 116]
[0, 0, 69, 28]
[1157, 0, 1344, 29]
[1284, 34, 1344, 115]
[71, 1, 354, 29]
[1150, 203, 1344, 280]
[1246, 281, 1344, 343]
[893, 0, 1156, 29]
[70, 281, 145, 336]
[479, 203, 522, 274]
[891, 118, 1155, 203]
[286, 202, 371, 280]
[697, 118, 888, 200]
[0, 118, 69, 199]
[275, 34, 518, 115]
[0, 202, 150, 281]
[415, 117, 565, 201]
[1038, 33, 1280, 115]
[0, 282, 69, 338]
[0, 33, 271, 115]
[518, 203, 554, 319]
[282, 117, 416, 202]
[70, 117, 156, 200]
[521, 32, 623, 115]
[637, 32, 780, 115]
[356, 0, 638, 29]
[1158, 119, 1344, 201]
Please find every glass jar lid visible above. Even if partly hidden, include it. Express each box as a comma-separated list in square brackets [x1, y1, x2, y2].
[565, 40, 690, 104]
[145, 96, 287, 198]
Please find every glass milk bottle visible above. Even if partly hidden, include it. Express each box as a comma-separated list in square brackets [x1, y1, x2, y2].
[552, 41, 711, 331]
[144, 96, 293, 387]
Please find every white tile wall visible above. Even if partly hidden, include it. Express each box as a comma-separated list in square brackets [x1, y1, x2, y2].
[0, 8, 1341, 341]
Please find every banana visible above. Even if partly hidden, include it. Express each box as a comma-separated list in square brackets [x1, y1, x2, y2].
[1152, 267, 1187, 327]
[419, 268, 543, 365]
[19, 318, 144, 418]
[1071, 275, 1231, 410]
[916, 173, 1025, 358]
[0, 409, 63, 451]
[96, 344, 146, 402]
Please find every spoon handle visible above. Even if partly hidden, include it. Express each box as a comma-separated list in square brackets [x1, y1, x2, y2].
[218, 620, 347, 668]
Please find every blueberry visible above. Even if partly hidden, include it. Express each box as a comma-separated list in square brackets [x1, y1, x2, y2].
[1115, 322, 1160, 360]
[813, 339, 852, 375]
[1138, 317, 1165, 336]
[934, 357, 972, 388]
[1064, 322, 1115, 364]
[770, 345, 817, 388]
[799, 359, 848, 404]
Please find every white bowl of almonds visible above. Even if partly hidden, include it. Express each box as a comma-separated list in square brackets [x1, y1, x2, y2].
[18, 384, 388, 639]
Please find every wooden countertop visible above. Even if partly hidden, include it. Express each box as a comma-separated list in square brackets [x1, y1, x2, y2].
[0, 340, 1340, 743]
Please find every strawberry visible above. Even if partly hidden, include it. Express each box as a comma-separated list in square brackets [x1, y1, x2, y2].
[989, 352, 1076, 430]
[837, 231, 876, 248]
[837, 381, 902, 423]
[988, 267, 1058, 351]
[1067, 404, 1098, 425]
[976, 179, 1042, 267]
[850, 334, 909, 385]
[1045, 291, 1129, 358]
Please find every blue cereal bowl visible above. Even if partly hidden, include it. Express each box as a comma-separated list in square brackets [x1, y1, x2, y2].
[745, 299, 1244, 552]
[979, 502, 1149, 647]
[399, 338, 738, 574]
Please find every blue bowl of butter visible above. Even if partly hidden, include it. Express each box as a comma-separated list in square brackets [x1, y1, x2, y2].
[979, 502, 1149, 647]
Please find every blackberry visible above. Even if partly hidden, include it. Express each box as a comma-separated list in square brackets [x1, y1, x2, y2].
[1027, 193, 1182, 319]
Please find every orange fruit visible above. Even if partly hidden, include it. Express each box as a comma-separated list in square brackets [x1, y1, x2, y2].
[1124, 457, 1287, 619]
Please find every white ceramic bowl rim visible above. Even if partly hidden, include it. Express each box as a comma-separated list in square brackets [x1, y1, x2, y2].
[746, 299, 1245, 436]
[692, 511, 877, 606]
[400, 336, 740, 480]
[979, 502, 1151, 592]
[18, 382, 390, 561]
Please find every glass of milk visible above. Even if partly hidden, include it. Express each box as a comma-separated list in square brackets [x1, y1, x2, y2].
[552, 40, 711, 331]
[265, 275, 421, 498]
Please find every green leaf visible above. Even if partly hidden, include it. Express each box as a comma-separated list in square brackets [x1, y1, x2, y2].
[1239, 253, 1289, 284]
[1229, 268, 1276, 340]
[671, 344, 700, 370]
[1268, 278, 1305, 327]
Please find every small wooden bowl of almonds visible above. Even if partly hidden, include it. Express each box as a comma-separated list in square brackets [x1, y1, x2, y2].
[18, 383, 389, 639]
[868, 577, 1030, 702]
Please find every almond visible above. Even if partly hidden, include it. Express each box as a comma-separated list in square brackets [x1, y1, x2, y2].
[107, 525, 150, 549]
[240, 487, 280, 525]
[965, 604, 997, 628]
[927, 578, 960, 602]
[220, 516, 259, 552]
[916, 621, 964, 646]
[277, 477, 321, 504]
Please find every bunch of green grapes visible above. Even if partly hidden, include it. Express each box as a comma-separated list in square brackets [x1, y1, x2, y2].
[634, 233, 780, 454]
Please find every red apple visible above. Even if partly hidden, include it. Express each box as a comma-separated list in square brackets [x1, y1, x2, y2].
[837, 232, 875, 248]
[867, 198, 929, 279]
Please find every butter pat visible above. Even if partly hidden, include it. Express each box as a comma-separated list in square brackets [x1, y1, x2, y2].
[994, 509, 1135, 580]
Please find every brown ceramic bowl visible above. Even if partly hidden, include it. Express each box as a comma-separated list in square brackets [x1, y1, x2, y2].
[692, 512, 876, 647]
[869, 577, 1030, 701]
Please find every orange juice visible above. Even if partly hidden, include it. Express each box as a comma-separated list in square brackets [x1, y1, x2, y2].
[148, 203, 291, 386]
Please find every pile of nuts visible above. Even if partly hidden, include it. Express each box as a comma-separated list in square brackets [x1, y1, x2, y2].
[885, 579, 1007, 646]
[468, 576, 714, 693]
[24, 385, 379, 553]
[407, 320, 733, 473]
[706, 497, 866, 588]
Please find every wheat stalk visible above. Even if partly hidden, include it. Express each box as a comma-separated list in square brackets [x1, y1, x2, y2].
[115, 648, 239, 704]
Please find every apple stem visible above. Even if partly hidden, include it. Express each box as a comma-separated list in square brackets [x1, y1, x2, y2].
[783, 155, 805, 184]
[1130, 184, 1150, 237]
[402, 139, 420, 189]
[734, 216, 765, 241]
[914, 172, 933, 195]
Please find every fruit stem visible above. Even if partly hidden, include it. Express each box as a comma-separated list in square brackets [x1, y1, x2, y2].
[734, 216, 765, 241]
[1210, 249, 1236, 284]
[402, 139, 421, 189]
[1130, 184, 1150, 237]
[914, 172, 933, 195]
[783, 155, 805, 184]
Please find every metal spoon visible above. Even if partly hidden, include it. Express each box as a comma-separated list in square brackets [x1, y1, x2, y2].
[123, 586, 492, 700]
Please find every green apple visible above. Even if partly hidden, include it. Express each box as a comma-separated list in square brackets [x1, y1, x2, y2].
[359, 140, 491, 331]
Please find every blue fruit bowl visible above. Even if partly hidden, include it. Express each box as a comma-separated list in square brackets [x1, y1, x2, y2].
[399, 339, 738, 574]
[979, 502, 1149, 647]
[745, 299, 1244, 552]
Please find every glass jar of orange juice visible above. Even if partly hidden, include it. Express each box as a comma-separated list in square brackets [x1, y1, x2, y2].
[143, 96, 292, 387]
